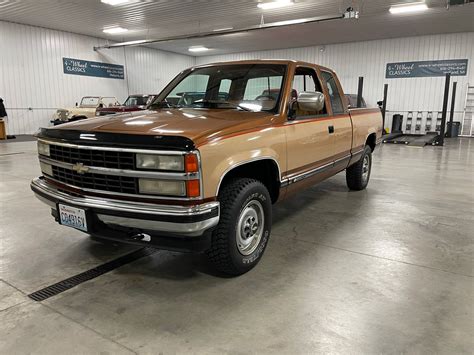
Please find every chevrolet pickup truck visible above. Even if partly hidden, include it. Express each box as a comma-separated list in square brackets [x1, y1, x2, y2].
[32, 60, 382, 276]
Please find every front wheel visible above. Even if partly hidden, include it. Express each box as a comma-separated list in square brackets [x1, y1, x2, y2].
[346, 145, 372, 191]
[207, 178, 272, 276]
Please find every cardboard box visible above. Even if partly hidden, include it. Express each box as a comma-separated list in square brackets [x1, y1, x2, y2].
[0, 120, 6, 140]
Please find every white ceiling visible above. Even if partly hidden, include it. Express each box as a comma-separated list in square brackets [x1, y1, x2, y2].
[1, 0, 473, 56]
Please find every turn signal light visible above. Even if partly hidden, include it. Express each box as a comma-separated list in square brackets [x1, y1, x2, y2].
[186, 180, 200, 198]
[185, 153, 199, 173]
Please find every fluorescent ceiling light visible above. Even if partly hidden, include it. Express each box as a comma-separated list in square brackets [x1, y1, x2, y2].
[257, 0, 294, 10]
[271, 18, 308, 26]
[101, 0, 131, 5]
[213, 27, 234, 32]
[389, 2, 428, 14]
[114, 39, 148, 46]
[103, 27, 128, 34]
[188, 46, 210, 52]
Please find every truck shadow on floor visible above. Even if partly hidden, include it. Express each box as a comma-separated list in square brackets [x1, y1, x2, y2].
[101, 177, 368, 280]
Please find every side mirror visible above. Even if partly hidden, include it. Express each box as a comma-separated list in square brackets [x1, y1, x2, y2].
[297, 91, 325, 112]
[75, 102, 78, 107]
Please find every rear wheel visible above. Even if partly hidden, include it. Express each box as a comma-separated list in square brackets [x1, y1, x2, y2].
[207, 178, 272, 276]
[346, 145, 372, 191]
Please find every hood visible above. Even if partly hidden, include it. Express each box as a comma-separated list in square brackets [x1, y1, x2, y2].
[70, 107, 96, 115]
[53, 108, 275, 146]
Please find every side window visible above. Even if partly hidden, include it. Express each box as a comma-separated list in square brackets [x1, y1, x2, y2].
[292, 67, 327, 118]
[321, 71, 345, 114]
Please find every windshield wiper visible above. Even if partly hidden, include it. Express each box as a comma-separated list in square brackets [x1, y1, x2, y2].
[191, 100, 253, 112]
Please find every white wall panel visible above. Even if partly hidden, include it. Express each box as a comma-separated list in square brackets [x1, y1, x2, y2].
[0, 21, 194, 135]
[2, 20, 473, 136]
[197, 32, 474, 131]
[124, 46, 194, 96]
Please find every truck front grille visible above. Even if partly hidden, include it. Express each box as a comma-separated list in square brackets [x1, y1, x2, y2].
[57, 110, 69, 120]
[52, 166, 138, 194]
[50, 145, 135, 170]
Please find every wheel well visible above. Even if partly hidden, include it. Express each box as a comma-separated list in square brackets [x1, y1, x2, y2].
[218, 159, 280, 203]
[366, 133, 376, 151]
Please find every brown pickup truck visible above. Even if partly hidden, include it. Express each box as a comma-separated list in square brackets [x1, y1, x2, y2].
[31, 60, 382, 276]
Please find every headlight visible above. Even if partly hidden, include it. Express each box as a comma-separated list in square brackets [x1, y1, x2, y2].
[95, 111, 100, 116]
[138, 179, 186, 196]
[37, 141, 50, 156]
[136, 154, 184, 171]
[40, 162, 53, 176]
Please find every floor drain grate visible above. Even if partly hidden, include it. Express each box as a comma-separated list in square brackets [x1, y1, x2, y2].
[28, 247, 157, 301]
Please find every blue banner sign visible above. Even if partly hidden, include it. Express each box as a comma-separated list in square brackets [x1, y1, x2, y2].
[386, 59, 468, 79]
[63, 57, 124, 79]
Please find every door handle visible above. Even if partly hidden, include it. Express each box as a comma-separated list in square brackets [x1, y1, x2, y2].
[328, 125, 335, 134]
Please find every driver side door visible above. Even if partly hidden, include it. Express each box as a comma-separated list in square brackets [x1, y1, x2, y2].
[283, 66, 335, 194]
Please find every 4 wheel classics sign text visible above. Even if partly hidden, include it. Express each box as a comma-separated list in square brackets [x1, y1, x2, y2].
[386, 59, 468, 79]
[63, 57, 124, 79]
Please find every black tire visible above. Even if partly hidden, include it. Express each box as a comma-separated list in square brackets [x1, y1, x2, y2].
[346, 145, 372, 191]
[207, 178, 272, 276]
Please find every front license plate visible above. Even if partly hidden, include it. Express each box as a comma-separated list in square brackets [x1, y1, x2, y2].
[58, 204, 88, 232]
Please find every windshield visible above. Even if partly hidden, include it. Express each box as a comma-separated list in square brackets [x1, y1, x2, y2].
[124, 95, 150, 107]
[80, 97, 100, 107]
[150, 64, 287, 112]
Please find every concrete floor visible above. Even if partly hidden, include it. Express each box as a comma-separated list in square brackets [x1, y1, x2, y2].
[0, 138, 473, 354]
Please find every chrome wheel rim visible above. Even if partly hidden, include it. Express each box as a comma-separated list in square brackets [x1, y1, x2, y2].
[236, 200, 264, 256]
[362, 154, 370, 183]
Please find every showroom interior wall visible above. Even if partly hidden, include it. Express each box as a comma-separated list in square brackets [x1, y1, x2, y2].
[196, 32, 474, 130]
[2, 18, 473, 135]
[0, 21, 194, 135]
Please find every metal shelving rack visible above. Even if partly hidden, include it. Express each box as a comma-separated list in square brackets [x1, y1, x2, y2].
[460, 84, 474, 137]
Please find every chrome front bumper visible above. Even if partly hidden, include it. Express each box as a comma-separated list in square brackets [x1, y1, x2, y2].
[31, 177, 219, 237]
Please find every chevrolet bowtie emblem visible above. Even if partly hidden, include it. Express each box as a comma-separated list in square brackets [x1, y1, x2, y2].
[72, 162, 89, 174]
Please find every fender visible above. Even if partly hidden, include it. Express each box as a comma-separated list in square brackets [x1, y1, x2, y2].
[197, 125, 287, 199]
[215, 156, 282, 196]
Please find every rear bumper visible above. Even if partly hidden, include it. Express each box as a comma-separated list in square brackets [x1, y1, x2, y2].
[31, 177, 219, 251]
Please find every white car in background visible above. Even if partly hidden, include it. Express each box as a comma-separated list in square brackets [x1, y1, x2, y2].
[52, 96, 120, 125]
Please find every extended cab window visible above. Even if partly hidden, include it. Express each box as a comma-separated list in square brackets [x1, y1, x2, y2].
[151, 64, 286, 113]
[291, 67, 327, 119]
[321, 71, 345, 115]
